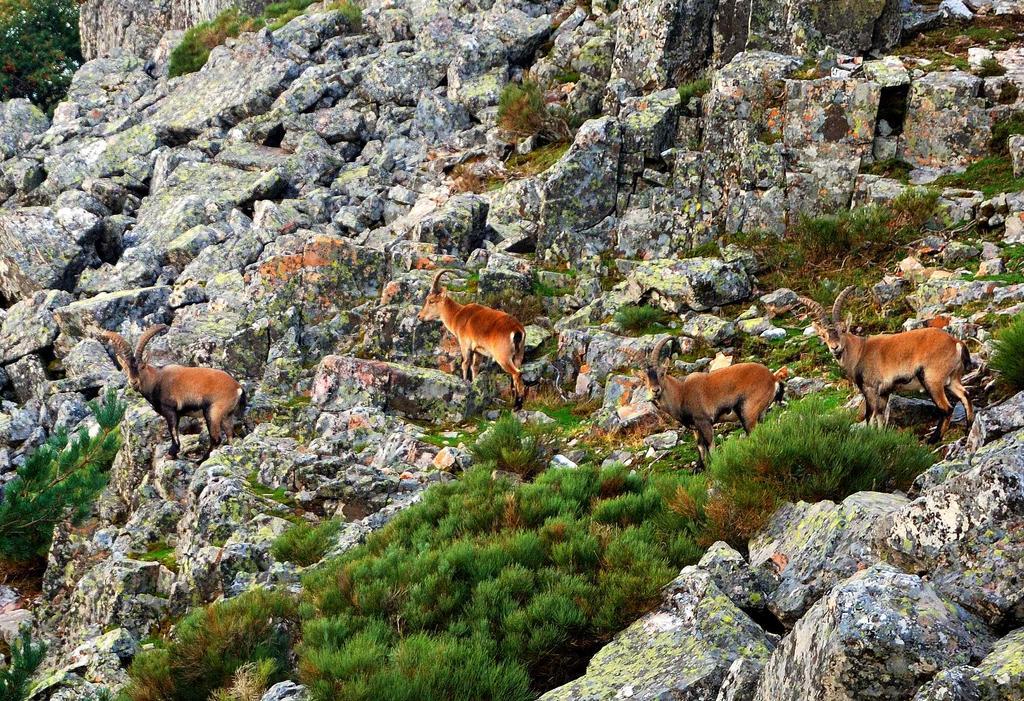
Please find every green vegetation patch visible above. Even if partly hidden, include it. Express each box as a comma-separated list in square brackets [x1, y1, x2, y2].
[614, 304, 670, 335]
[932, 156, 1024, 197]
[704, 397, 935, 543]
[0, 0, 82, 111]
[992, 312, 1024, 391]
[272, 519, 342, 566]
[677, 76, 711, 103]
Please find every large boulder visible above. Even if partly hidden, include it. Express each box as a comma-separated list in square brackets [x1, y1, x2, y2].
[754, 564, 995, 701]
[0, 99, 49, 161]
[882, 428, 1024, 627]
[0, 207, 102, 302]
[624, 257, 753, 312]
[538, 117, 622, 261]
[902, 72, 991, 168]
[748, 492, 909, 627]
[913, 627, 1024, 701]
[311, 355, 482, 425]
[0, 290, 74, 364]
[539, 567, 775, 700]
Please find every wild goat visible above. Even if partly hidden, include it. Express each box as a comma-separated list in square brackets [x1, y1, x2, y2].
[644, 337, 786, 469]
[798, 287, 974, 442]
[417, 269, 528, 408]
[99, 325, 246, 460]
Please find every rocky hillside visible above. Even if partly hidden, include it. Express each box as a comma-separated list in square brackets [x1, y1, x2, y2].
[1, 0, 1024, 698]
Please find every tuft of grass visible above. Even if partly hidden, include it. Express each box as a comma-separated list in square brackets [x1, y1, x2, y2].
[168, 8, 263, 78]
[469, 413, 552, 478]
[703, 397, 935, 543]
[992, 313, 1024, 391]
[677, 76, 711, 103]
[863, 158, 913, 182]
[139, 542, 178, 572]
[498, 80, 549, 138]
[122, 588, 299, 701]
[271, 519, 342, 567]
[505, 142, 570, 178]
[978, 57, 1007, 77]
[991, 112, 1024, 154]
[932, 156, 1024, 197]
[614, 304, 669, 335]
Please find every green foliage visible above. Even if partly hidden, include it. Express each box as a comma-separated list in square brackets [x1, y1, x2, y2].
[123, 588, 299, 701]
[298, 462, 709, 701]
[0, 0, 82, 110]
[991, 113, 1024, 154]
[271, 519, 342, 566]
[978, 57, 1007, 77]
[327, 0, 362, 27]
[504, 142, 570, 178]
[497, 80, 549, 138]
[168, 8, 262, 78]
[863, 158, 912, 182]
[992, 313, 1024, 391]
[677, 76, 711, 103]
[704, 397, 935, 543]
[0, 390, 125, 563]
[614, 305, 668, 335]
[0, 630, 46, 701]
[468, 413, 551, 478]
[932, 156, 1024, 197]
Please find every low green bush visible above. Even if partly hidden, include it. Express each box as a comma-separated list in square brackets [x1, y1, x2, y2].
[0, 390, 124, 563]
[0, 630, 46, 701]
[704, 397, 935, 542]
[992, 313, 1024, 391]
[614, 304, 668, 335]
[297, 454, 709, 700]
[991, 112, 1024, 154]
[168, 8, 262, 78]
[677, 76, 711, 103]
[122, 588, 299, 701]
[468, 412, 552, 478]
[497, 80, 548, 138]
[271, 519, 342, 566]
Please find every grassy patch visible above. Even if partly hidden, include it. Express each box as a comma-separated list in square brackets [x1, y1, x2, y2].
[498, 81, 551, 138]
[991, 113, 1024, 154]
[677, 76, 711, 103]
[139, 542, 178, 572]
[863, 158, 912, 182]
[894, 18, 1021, 71]
[978, 57, 1007, 77]
[704, 397, 935, 543]
[168, 8, 263, 77]
[272, 520, 342, 567]
[992, 312, 1024, 391]
[505, 142, 570, 178]
[932, 156, 1024, 197]
[614, 304, 669, 335]
[122, 588, 299, 701]
[298, 460, 709, 700]
[246, 472, 297, 509]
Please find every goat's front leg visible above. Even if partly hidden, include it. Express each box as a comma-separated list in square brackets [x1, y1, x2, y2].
[460, 342, 473, 382]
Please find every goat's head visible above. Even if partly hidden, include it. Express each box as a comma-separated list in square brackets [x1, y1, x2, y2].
[644, 336, 679, 403]
[417, 269, 451, 322]
[798, 287, 855, 359]
[98, 324, 169, 390]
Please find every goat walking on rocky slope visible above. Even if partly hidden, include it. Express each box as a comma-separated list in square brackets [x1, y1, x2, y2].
[99, 324, 246, 460]
[644, 337, 787, 469]
[417, 269, 528, 409]
[799, 287, 974, 442]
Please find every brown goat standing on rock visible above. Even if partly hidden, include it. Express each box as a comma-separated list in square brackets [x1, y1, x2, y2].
[798, 287, 974, 442]
[417, 269, 528, 409]
[644, 337, 787, 470]
[99, 324, 246, 461]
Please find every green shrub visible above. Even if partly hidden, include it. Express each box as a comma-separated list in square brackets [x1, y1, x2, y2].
[978, 57, 1007, 78]
[991, 113, 1024, 154]
[295, 463, 709, 700]
[932, 155, 1024, 197]
[271, 519, 342, 566]
[0, 390, 124, 563]
[0, 630, 45, 701]
[122, 588, 299, 701]
[468, 413, 551, 478]
[168, 8, 263, 78]
[497, 80, 548, 138]
[704, 396, 935, 542]
[677, 76, 711, 103]
[614, 305, 668, 335]
[992, 313, 1024, 391]
[0, 0, 82, 110]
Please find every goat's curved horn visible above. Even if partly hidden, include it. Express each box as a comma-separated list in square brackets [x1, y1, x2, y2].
[135, 324, 168, 362]
[430, 269, 451, 294]
[832, 286, 856, 328]
[649, 336, 678, 368]
[797, 296, 829, 326]
[97, 329, 137, 374]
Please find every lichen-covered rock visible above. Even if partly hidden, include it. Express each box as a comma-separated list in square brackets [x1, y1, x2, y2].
[0, 207, 102, 301]
[0, 98, 49, 161]
[748, 492, 909, 627]
[0, 290, 73, 364]
[312, 355, 483, 425]
[753, 564, 995, 701]
[882, 428, 1024, 627]
[53, 286, 172, 338]
[902, 72, 991, 168]
[540, 567, 774, 700]
[538, 117, 621, 260]
[412, 194, 489, 255]
[625, 257, 753, 312]
[697, 541, 778, 613]
[912, 627, 1024, 701]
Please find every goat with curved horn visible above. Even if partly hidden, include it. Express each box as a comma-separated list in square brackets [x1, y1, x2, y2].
[797, 287, 974, 442]
[417, 268, 529, 409]
[643, 335, 786, 470]
[98, 325, 246, 461]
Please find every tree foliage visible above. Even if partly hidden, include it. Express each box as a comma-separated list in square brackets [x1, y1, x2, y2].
[0, 630, 45, 701]
[0, 0, 82, 111]
[0, 390, 125, 563]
